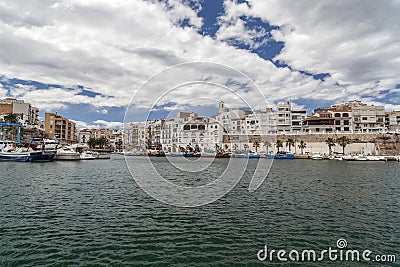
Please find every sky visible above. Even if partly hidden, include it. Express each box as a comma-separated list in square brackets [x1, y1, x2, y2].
[0, 0, 399, 129]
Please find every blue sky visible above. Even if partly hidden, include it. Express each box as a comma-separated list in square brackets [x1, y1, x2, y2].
[0, 0, 399, 128]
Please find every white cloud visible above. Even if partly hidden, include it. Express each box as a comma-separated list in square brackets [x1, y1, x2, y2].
[0, 0, 399, 124]
[93, 120, 124, 129]
[224, 0, 400, 88]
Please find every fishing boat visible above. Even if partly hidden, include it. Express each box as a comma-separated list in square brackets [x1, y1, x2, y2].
[234, 152, 260, 158]
[0, 148, 54, 162]
[265, 152, 294, 159]
[147, 149, 166, 157]
[214, 151, 231, 158]
[182, 152, 201, 157]
[29, 151, 55, 162]
[0, 150, 30, 162]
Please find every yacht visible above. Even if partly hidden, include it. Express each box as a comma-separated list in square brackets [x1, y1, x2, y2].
[54, 146, 81, 160]
[311, 153, 323, 160]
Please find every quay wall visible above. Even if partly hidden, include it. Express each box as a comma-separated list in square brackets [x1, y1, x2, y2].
[223, 133, 400, 155]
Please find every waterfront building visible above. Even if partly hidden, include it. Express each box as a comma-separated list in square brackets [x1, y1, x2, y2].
[215, 101, 246, 142]
[0, 98, 39, 125]
[386, 111, 400, 133]
[340, 101, 386, 133]
[124, 122, 147, 150]
[291, 109, 307, 134]
[276, 101, 292, 133]
[77, 129, 93, 143]
[44, 113, 76, 143]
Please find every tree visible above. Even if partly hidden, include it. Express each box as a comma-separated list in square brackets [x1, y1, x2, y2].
[276, 140, 283, 153]
[4, 113, 19, 123]
[263, 141, 272, 154]
[243, 143, 249, 152]
[98, 136, 109, 149]
[233, 144, 239, 153]
[87, 137, 96, 149]
[252, 140, 260, 152]
[336, 136, 351, 154]
[298, 140, 307, 155]
[325, 137, 336, 155]
[286, 138, 295, 152]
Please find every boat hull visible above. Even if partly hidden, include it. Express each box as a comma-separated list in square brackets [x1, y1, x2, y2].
[54, 153, 81, 160]
[0, 152, 30, 162]
[265, 153, 295, 159]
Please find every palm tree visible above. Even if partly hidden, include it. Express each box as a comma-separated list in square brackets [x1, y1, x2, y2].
[233, 144, 239, 153]
[286, 138, 295, 152]
[325, 137, 336, 155]
[243, 143, 249, 152]
[336, 136, 351, 154]
[4, 113, 19, 123]
[87, 137, 96, 149]
[252, 140, 260, 152]
[263, 141, 272, 154]
[298, 140, 307, 155]
[276, 140, 283, 153]
[98, 136, 109, 149]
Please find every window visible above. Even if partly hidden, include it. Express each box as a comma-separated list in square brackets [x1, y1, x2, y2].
[344, 127, 350, 131]
[198, 125, 205, 130]
[334, 113, 341, 117]
[362, 117, 368, 121]
[183, 125, 190, 130]
[190, 125, 197, 130]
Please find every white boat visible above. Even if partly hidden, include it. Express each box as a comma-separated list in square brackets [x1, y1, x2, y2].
[42, 138, 60, 152]
[354, 154, 368, 161]
[54, 146, 81, 160]
[342, 155, 355, 161]
[80, 151, 96, 160]
[311, 153, 323, 160]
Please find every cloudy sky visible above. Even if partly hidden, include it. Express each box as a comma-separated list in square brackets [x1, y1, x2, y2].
[1, 0, 399, 128]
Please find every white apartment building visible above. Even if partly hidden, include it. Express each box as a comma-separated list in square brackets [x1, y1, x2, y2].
[386, 111, 400, 133]
[276, 101, 292, 133]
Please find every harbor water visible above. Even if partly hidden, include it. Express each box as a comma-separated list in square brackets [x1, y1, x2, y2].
[1, 155, 399, 266]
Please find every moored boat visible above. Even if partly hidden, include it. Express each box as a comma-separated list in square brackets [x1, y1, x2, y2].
[54, 146, 81, 161]
[147, 149, 166, 157]
[182, 152, 201, 157]
[234, 152, 260, 158]
[311, 153, 323, 160]
[265, 152, 294, 159]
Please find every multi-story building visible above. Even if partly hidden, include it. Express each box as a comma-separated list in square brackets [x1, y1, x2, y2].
[291, 109, 307, 133]
[0, 98, 39, 125]
[340, 101, 386, 133]
[303, 109, 336, 134]
[77, 129, 93, 143]
[386, 111, 400, 133]
[44, 113, 76, 143]
[276, 101, 292, 133]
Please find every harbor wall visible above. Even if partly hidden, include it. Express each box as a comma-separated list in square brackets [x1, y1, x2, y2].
[223, 133, 400, 155]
